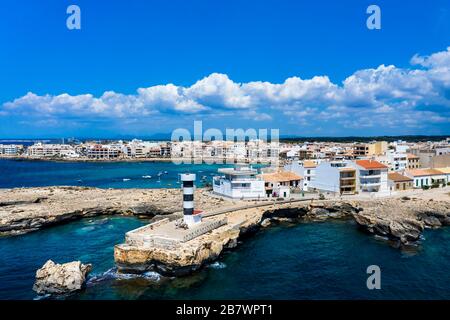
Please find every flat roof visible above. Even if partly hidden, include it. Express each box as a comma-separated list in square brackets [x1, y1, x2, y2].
[218, 167, 258, 175]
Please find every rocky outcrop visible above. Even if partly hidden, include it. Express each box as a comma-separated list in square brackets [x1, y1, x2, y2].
[261, 201, 360, 223]
[0, 187, 233, 236]
[115, 223, 242, 276]
[114, 201, 361, 276]
[114, 191, 450, 276]
[353, 197, 450, 245]
[33, 260, 92, 295]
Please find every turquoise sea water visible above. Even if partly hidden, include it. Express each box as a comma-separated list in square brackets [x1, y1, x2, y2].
[1, 217, 449, 300]
[0, 159, 449, 300]
[0, 159, 232, 189]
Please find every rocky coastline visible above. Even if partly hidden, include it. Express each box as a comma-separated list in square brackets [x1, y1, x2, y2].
[115, 190, 450, 276]
[0, 186, 232, 236]
[1, 186, 449, 277]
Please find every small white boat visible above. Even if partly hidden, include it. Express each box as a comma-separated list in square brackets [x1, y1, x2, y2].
[123, 178, 131, 182]
[142, 175, 152, 179]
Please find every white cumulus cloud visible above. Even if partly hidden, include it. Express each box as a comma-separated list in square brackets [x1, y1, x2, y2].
[2, 47, 450, 132]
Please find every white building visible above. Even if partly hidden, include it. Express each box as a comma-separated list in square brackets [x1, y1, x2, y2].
[350, 160, 389, 194]
[405, 169, 447, 188]
[377, 151, 408, 172]
[213, 166, 265, 199]
[284, 160, 317, 191]
[86, 144, 120, 159]
[0, 144, 20, 155]
[310, 161, 356, 195]
[27, 143, 75, 158]
[260, 171, 302, 198]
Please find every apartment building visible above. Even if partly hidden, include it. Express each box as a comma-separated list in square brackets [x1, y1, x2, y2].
[86, 145, 120, 159]
[351, 160, 389, 194]
[387, 152, 408, 171]
[0, 144, 21, 155]
[27, 143, 75, 158]
[407, 154, 420, 169]
[353, 141, 388, 157]
[310, 161, 356, 195]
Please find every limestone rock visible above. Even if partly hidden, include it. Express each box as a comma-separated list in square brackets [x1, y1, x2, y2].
[33, 260, 92, 295]
[261, 218, 271, 228]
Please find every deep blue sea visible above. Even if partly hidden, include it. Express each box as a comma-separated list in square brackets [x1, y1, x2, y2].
[0, 159, 449, 300]
[1, 218, 449, 300]
[0, 159, 231, 189]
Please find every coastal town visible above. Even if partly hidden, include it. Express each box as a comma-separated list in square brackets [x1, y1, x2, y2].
[1, 138, 449, 198]
[1, 137, 450, 297]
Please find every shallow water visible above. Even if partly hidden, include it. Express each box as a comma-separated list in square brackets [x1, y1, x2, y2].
[1, 217, 449, 300]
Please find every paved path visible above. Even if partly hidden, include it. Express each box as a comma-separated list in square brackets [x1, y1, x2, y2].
[203, 195, 318, 218]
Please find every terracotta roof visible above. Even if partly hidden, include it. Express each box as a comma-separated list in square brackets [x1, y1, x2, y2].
[261, 171, 302, 182]
[303, 160, 316, 168]
[407, 153, 419, 159]
[388, 172, 413, 182]
[355, 160, 388, 169]
[435, 167, 450, 174]
[406, 169, 445, 177]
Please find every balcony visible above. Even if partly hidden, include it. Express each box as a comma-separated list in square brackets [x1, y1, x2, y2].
[340, 182, 355, 187]
[360, 174, 381, 179]
[360, 181, 381, 187]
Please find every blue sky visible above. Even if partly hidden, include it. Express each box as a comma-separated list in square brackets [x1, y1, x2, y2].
[0, 0, 449, 138]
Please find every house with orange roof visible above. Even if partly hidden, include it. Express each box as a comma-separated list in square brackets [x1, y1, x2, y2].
[405, 168, 447, 188]
[388, 172, 413, 191]
[260, 171, 302, 198]
[350, 159, 389, 194]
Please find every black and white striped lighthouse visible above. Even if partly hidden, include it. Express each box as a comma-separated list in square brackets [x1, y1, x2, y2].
[180, 173, 201, 226]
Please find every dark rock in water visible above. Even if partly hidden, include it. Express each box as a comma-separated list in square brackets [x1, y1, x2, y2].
[419, 214, 442, 228]
[33, 260, 92, 295]
[353, 212, 424, 245]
